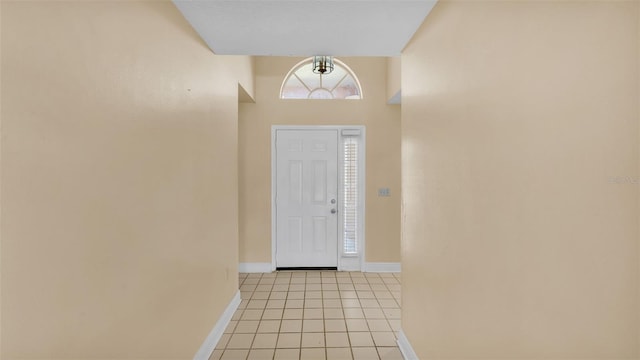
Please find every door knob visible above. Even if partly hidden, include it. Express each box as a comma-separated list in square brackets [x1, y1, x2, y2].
[331, 209, 337, 214]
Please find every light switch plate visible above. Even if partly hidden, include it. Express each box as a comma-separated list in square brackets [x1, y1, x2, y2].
[378, 188, 390, 197]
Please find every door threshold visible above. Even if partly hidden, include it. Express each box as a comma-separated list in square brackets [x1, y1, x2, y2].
[276, 267, 338, 271]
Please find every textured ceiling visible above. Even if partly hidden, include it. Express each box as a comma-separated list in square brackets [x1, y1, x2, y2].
[173, 1, 437, 56]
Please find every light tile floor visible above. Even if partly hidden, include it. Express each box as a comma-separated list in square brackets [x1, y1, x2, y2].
[210, 271, 403, 360]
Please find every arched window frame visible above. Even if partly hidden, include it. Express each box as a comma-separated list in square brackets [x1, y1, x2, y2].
[280, 57, 364, 100]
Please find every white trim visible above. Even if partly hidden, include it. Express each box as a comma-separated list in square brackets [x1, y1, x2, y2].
[358, 130, 366, 272]
[339, 257, 360, 272]
[271, 125, 366, 272]
[193, 291, 241, 360]
[271, 127, 277, 272]
[397, 329, 419, 360]
[341, 129, 361, 136]
[364, 262, 401, 273]
[238, 262, 273, 273]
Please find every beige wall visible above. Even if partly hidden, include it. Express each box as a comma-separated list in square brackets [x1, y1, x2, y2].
[229, 55, 256, 103]
[386, 56, 401, 103]
[402, 1, 639, 358]
[239, 57, 401, 264]
[1, 1, 250, 358]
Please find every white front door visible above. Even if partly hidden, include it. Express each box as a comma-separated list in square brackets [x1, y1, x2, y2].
[275, 129, 338, 268]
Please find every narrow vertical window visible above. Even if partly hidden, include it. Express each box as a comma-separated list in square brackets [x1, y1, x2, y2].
[343, 137, 358, 255]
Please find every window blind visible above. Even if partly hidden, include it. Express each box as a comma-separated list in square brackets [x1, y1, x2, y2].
[343, 137, 358, 255]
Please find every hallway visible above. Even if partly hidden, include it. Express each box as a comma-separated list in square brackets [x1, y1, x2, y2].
[3, 1, 639, 359]
[211, 271, 402, 360]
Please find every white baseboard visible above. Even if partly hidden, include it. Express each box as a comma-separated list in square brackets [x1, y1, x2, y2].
[397, 329, 419, 360]
[364, 262, 401, 272]
[193, 290, 241, 360]
[239, 262, 399, 273]
[238, 262, 273, 273]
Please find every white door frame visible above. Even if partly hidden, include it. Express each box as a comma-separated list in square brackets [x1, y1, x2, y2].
[271, 125, 366, 271]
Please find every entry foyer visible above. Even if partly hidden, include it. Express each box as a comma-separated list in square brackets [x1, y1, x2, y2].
[2, 1, 639, 360]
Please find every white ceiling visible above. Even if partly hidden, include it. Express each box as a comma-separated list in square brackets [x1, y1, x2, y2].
[173, 1, 437, 56]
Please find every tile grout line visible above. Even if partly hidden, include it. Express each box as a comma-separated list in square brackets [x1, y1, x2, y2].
[224, 271, 402, 360]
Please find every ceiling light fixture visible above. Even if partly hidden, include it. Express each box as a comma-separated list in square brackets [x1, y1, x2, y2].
[312, 56, 334, 75]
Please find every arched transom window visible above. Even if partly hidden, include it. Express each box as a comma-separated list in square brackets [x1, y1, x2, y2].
[280, 58, 363, 100]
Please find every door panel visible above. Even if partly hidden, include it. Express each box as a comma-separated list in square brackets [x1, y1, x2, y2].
[276, 130, 338, 267]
